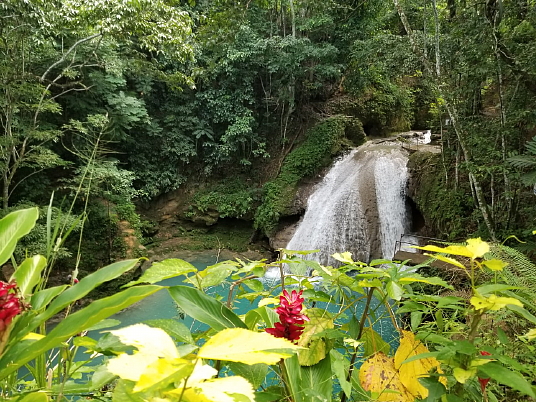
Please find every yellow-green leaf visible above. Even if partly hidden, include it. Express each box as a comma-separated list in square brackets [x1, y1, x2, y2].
[394, 330, 446, 398]
[188, 376, 255, 402]
[106, 324, 181, 382]
[522, 328, 536, 341]
[23, 332, 45, 341]
[453, 367, 476, 384]
[424, 253, 466, 269]
[416, 238, 489, 259]
[133, 358, 193, 392]
[109, 324, 179, 358]
[332, 252, 354, 264]
[482, 259, 508, 271]
[258, 297, 279, 307]
[470, 294, 523, 311]
[297, 308, 334, 366]
[466, 238, 490, 258]
[107, 350, 161, 382]
[197, 328, 301, 365]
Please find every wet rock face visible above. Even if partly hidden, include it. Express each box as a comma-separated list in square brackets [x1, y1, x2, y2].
[279, 141, 412, 266]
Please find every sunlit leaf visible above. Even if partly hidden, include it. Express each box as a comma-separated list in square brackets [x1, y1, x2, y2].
[482, 259, 508, 271]
[466, 238, 490, 258]
[453, 367, 476, 384]
[297, 308, 334, 366]
[23, 332, 45, 341]
[332, 252, 354, 264]
[470, 294, 523, 311]
[108, 351, 164, 382]
[424, 253, 466, 269]
[394, 330, 446, 398]
[106, 324, 181, 383]
[258, 297, 279, 307]
[134, 358, 193, 392]
[359, 352, 413, 401]
[198, 328, 300, 365]
[416, 238, 489, 259]
[110, 324, 179, 358]
[127, 259, 197, 286]
[13, 255, 47, 298]
[181, 375, 255, 402]
[0, 207, 39, 266]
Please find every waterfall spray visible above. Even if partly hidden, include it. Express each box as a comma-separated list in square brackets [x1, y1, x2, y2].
[286, 141, 411, 266]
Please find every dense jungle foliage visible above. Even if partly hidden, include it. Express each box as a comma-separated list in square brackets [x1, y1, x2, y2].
[1, 0, 536, 269]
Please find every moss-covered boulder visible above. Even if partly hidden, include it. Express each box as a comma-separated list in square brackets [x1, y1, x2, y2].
[254, 115, 365, 236]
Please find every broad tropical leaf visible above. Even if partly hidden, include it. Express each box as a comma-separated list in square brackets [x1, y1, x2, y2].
[0, 285, 161, 378]
[126, 259, 197, 286]
[359, 352, 413, 401]
[168, 285, 247, 331]
[394, 330, 446, 398]
[0, 207, 39, 266]
[12, 255, 47, 298]
[198, 328, 300, 364]
[297, 308, 334, 366]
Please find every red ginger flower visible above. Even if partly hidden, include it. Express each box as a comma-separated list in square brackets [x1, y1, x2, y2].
[0, 281, 22, 356]
[265, 289, 309, 342]
[478, 351, 492, 393]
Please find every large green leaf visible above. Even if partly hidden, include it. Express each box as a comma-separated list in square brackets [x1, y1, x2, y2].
[479, 362, 535, 398]
[227, 362, 269, 389]
[0, 207, 39, 266]
[0, 285, 161, 378]
[144, 319, 194, 344]
[330, 349, 351, 398]
[24, 259, 140, 334]
[168, 285, 247, 331]
[126, 259, 197, 286]
[280, 354, 304, 402]
[360, 327, 390, 358]
[184, 262, 238, 289]
[245, 306, 279, 329]
[299, 357, 333, 402]
[30, 285, 68, 310]
[13, 255, 47, 298]
[297, 308, 334, 366]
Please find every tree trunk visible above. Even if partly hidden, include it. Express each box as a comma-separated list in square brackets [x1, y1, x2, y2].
[393, 0, 497, 240]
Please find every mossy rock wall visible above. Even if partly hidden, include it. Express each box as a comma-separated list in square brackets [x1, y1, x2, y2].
[254, 115, 365, 235]
[407, 152, 475, 240]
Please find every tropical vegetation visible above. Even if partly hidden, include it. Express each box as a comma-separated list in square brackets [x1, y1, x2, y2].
[2, 0, 536, 401]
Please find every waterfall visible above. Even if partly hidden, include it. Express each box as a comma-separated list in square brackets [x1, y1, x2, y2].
[286, 141, 411, 266]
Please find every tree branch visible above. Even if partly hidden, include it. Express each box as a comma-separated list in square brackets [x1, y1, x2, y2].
[40, 33, 102, 83]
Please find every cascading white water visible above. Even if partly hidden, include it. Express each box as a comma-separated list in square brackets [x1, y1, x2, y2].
[286, 141, 411, 266]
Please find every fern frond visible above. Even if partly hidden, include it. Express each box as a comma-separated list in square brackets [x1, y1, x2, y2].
[507, 155, 536, 169]
[525, 135, 536, 155]
[489, 244, 536, 312]
[521, 171, 536, 186]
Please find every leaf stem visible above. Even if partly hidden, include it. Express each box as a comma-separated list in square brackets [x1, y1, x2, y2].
[341, 287, 375, 402]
